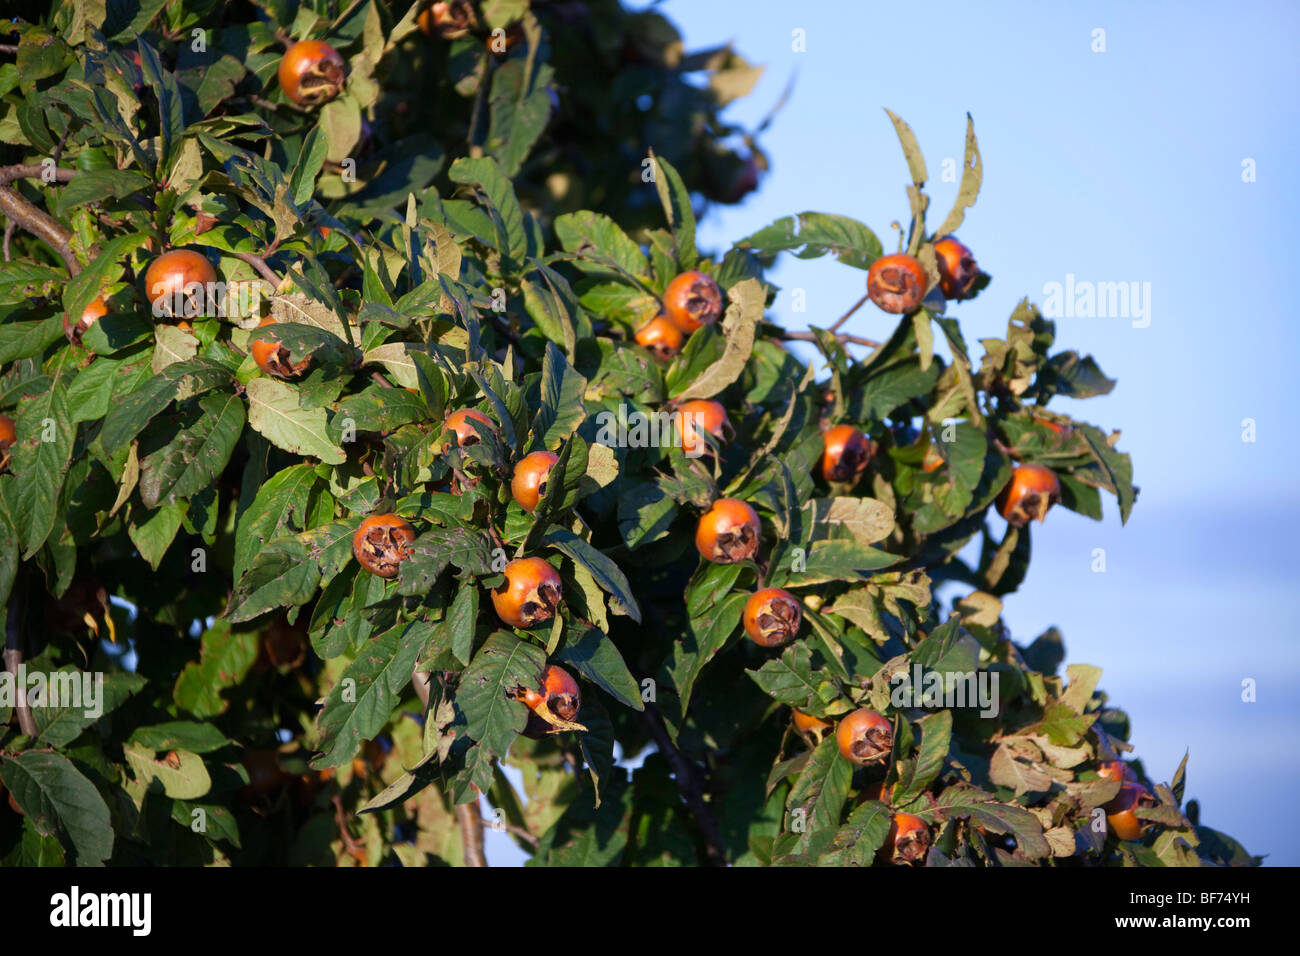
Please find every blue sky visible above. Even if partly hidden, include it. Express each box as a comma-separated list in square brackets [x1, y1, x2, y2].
[483, 0, 1299, 865]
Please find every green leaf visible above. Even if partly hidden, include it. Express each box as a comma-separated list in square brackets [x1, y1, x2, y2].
[226, 539, 321, 623]
[934, 114, 982, 240]
[746, 642, 820, 707]
[123, 744, 211, 800]
[312, 620, 430, 768]
[448, 156, 528, 260]
[395, 526, 494, 595]
[245, 377, 347, 464]
[543, 527, 640, 622]
[884, 108, 928, 185]
[649, 152, 697, 269]
[12, 377, 74, 557]
[737, 212, 882, 271]
[891, 710, 953, 808]
[129, 721, 231, 754]
[485, 60, 555, 178]
[783, 539, 900, 586]
[556, 626, 643, 711]
[781, 736, 853, 857]
[0, 751, 113, 865]
[671, 277, 762, 401]
[554, 210, 648, 279]
[530, 341, 587, 449]
[233, 463, 318, 582]
[819, 800, 893, 866]
[173, 620, 259, 718]
[139, 391, 244, 508]
[927, 786, 1050, 862]
[458, 631, 546, 757]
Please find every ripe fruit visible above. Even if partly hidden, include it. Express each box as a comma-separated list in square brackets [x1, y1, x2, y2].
[1105, 782, 1158, 841]
[743, 588, 802, 647]
[0, 414, 16, 457]
[521, 665, 581, 722]
[352, 514, 416, 578]
[663, 271, 723, 333]
[63, 294, 108, 343]
[866, 253, 927, 314]
[933, 236, 979, 300]
[419, 1, 478, 39]
[278, 40, 346, 107]
[695, 498, 761, 564]
[820, 424, 872, 482]
[1097, 760, 1138, 785]
[250, 317, 309, 378]
[444, 408, 494, 449]
[511, 450, 560, 513]
[675, 399, 730, 456]
[491, 557, 562, 628]
[882, 812, 931, 864]
[634, 314, 684, 360]
[792, 709, 831, 737]
[145, 249, 217, 318]
[996, 463, 1062, 526]
[836, 708, 893, 766]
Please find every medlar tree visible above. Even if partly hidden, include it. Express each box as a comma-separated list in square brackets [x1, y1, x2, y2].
[0, 0, 1257, 868]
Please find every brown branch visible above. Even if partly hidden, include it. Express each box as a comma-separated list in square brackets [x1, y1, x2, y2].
[0, 165, 81, 275]
[779, 329, 880, 350]
[827, 291, 871, 333]
[230, 250, 282, 288]
[640, 702, 727, 866]
[456, 801, 488, 867]
[0, 164, 76, 187]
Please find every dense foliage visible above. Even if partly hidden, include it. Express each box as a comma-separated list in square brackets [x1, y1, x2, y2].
[0, 0, 1257, 867]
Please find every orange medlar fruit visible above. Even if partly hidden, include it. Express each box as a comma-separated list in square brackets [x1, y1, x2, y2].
[521, 665, 581, 721]
[1105, 782, 1158, 841]
[278, 40, 346, 107]
[491, 557, 562, 628]
[881, 812, 931, 864]
[144, 249, 217, 319]
[820, 424, 872, 482]
[996, 463, 1061, 526]
[933, 236, 979, 300]
[792, 708, 832, 738]
[443, 408, 495, 449]
[63, 294, 108, 344]
[418, 1, 478, 39]
[352, 514, 417, 578]
[250, 317, 310, 378]
[1097, 760, 1138, 785]
[675, 399, 730, 456]
[695, 498, 761, 564]
[866, 253, 927, 314]
[663, 271, 723, 333]
[836, 707, 893, 766]
[634, 313, 684, 360]
[511, 450, 560, 513]
[743, 587, 802, 647]
[0, 413, 15, 470]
